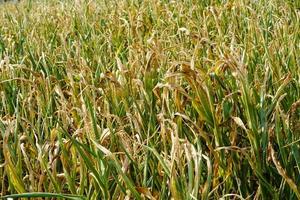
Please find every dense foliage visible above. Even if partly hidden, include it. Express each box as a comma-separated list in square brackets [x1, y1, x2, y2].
[0, 0, 300, 199]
